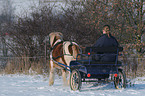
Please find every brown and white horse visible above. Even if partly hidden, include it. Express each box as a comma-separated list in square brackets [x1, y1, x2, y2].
[49, 32, 81, 86]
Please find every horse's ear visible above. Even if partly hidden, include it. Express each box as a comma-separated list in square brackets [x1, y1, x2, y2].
[49, 33, 53, 39]
[49, 33, 56, 47]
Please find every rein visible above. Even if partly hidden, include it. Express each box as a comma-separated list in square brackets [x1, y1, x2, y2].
[50, 40, 63, 51]
[63, 41, 82, 59]
[50, 41, 74, 60]
[51, 55, 71, 72]
[50, 40, 82, 69]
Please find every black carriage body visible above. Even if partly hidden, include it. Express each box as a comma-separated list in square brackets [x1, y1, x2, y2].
[70, 61, 122, 79]
[69, 47, 127, 91]
[70, 47, 123, 79]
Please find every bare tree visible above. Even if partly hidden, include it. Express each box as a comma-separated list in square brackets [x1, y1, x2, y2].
[0, 0, 15, 69]
[0, 0, 15, 57]
[111, 0, 145, 51]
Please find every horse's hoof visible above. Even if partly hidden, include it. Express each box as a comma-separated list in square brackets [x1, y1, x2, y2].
[49, 83, 53, 86]
[49, 81, 54, 86]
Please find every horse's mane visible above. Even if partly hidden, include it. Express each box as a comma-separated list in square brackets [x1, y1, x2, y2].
[49, 32, 63, 47]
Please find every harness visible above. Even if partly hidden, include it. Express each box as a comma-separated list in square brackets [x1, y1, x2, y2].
[63, 41, 82, 58]
[63, 41, 74, 57]
[50, 40, 82, 71]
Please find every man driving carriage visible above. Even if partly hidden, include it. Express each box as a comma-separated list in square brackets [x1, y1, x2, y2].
[93, 25, 119, 62]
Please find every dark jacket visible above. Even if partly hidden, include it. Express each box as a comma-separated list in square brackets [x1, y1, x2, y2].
[93, 34, 119, 47]
[93, 34, 119, 62]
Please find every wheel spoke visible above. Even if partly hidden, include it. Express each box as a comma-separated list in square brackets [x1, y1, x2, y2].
[70, 70, 82, 91]
[114, 70, 126, 89]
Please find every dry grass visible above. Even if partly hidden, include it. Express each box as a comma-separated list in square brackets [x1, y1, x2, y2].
[120, 55, 145, 79]
[3, 56, 49, 75]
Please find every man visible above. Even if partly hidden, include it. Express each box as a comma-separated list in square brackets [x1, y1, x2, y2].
[93, 25, 119, 62]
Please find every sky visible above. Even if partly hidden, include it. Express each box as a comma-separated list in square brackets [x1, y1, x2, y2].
[0, 0, 144, 18]
[12, 0, 39, 16]
[0, 0, 67, 17]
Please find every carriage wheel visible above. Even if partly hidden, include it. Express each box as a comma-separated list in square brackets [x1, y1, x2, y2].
[114, 70, 126, 89]
[70, 70, 82, 91]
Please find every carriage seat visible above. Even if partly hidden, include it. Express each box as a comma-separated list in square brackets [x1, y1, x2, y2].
[81, 46, 123, 66]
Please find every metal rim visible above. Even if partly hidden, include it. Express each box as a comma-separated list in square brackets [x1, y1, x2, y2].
[70, 70, 81, 91]
[114, 70, 126, 89]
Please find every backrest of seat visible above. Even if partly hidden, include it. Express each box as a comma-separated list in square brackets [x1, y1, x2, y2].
[85, 47, 123, 53]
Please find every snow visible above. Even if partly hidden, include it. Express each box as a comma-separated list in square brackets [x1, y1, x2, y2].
[0, 74, 145, 96]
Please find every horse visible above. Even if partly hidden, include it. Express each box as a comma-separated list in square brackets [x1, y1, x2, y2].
[48, 32, 81, 86]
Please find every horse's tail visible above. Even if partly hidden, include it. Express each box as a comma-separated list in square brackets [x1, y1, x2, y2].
[71, 42, 82, 59]
[63, 41, 71, 56]
[63, 41, 81, 66]
[63, 41, 72, 66]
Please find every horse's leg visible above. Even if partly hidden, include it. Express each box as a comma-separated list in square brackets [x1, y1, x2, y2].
[64, 57, 72, 86]
[49, 60, 55, 86]
[62, 69, 67, 86]
[67, 71, 70, 85]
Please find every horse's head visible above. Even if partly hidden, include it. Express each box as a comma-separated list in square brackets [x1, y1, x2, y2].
[49, 32, 63, 47]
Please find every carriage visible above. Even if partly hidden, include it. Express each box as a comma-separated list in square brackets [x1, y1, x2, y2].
[49, 32, 126, 91]
[69, 47, 126, 91]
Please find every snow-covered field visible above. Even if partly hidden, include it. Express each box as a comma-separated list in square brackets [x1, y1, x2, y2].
[0, 74, 145, 96]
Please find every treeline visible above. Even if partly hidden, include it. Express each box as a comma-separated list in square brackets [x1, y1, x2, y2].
[2, 0, 144, 57]
[0, 0, 145, 75]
